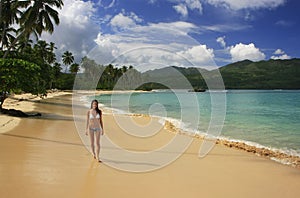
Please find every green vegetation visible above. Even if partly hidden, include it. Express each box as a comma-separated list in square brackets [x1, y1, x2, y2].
[0, 0, 66, 109]
[0, 58, 41, 94]
[62, 51, 74, 73]
[142, 66, 208, 89]
[75, 58, 142, 90]
[219, 59, 300, 89]
[142, 59, 300, 90]
[1, 0, 64, 58]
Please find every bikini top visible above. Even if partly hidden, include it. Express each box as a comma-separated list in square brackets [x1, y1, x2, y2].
[89, 111, 100, 119]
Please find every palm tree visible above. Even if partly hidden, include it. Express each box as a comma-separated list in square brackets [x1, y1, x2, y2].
[62, 51, 74, 73]
[51, 62, 62, 88]
[3, 0, 64, 58]
[47, 42, 57, 64]
[15, 37, 33, 52]
[34, 40, 56, 64]
[53, 62, 62, 78]
[0, 0, 20, 50]
[0, 26, 17, 50]
[70, 63, 79, 74]
[20, 0, 63, 35]
[81, 57, 102, 87]
[121, 66, 128, 74]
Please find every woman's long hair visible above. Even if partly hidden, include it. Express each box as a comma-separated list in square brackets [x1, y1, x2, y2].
[91, 99, 101, 116]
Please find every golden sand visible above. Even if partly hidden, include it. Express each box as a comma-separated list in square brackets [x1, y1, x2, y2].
[0, 91, 299, 198]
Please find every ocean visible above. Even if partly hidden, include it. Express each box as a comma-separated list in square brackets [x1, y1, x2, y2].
[94, 90, 300, 158]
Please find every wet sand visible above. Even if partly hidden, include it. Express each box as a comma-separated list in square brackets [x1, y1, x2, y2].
[0, 92, 300, 198]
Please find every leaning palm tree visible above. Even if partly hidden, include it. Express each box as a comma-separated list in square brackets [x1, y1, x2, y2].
[3, 0, 63, 58]
[0, 0, 21, 50]
[62, 51, 74, 73]
[20, 0, 63, 35]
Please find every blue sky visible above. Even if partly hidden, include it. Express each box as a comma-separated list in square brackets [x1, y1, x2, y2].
[42, 0, 300, 71]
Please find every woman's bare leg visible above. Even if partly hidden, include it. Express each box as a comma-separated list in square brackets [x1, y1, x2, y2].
[95, 131, 101, 162]
[89, 130, 95, 158]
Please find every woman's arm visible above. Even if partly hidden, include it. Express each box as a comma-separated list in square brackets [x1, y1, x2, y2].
[100, 111, 104, 135]
[86, 111, 89, 135]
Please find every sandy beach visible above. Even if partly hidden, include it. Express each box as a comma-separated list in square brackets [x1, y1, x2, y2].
[0, 91, 300, 198]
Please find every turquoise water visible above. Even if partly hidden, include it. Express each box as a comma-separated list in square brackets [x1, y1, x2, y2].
[96, 90, 300, 155]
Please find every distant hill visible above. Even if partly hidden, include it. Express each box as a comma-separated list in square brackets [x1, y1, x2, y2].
[142, 66, 208, 89]
[142, 59, 300, 89]
[219, 59, 300, 89]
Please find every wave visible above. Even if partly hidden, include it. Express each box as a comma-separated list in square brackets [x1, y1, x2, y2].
[216, 136, 300, 167]
[86, 94, 300, 169]
[162, 117, 300, 168]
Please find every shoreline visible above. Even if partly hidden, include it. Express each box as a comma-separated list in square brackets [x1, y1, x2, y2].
[164, 119, 300, 169]
[0, 90, 71, 134]
[1, 90, 300, 197]
[2, 90, 299, 169]
[82, 90, 300, 169]
[216, 137, 300, 168]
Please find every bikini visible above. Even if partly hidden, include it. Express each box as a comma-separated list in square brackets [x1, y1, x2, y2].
[89, 112, 100, 119]
[89, 112, 102, 132]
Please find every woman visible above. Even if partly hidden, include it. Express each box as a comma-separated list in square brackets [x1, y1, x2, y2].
[86, 99, 104, 162]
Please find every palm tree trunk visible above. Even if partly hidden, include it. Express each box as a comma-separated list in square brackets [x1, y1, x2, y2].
[0, 1, 4, 50]
[0, 24, 7, 50]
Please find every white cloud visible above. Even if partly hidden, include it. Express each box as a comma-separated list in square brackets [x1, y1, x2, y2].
[206, 0, 286, 10]
[229, 43, 265, 62]
[147, 21, 198, 36]
[185, 0, 203, 13]
[177, 45, 214, 63]
[244, 11, 254, 21]
[201, 24, 251, 32]
[271, 49, 291, 59]
[41, 0, 99, 64]
[274, 49, 284, 55]
[110, 11, 143, 30]
[130, 12, 143, 23]
[172, 0, 203, 17]
[97, 0, 116, 9]
[92, 21, 216, 71]
[216, 36, 226, 48]
[173, 4, 188, 18]
[271, 54, 291, 60]
[275, 20, 293, 27]
[110, 13, 137, 29]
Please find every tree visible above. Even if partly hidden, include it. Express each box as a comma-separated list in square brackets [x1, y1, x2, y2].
[0, 1, 65, 116]
[20, 0, 63, 34]
[0, 26, 17, 51]
[51, 62, 62, 89]
[77, 57, 104, 89]
[69, 63, 79, 74]
[62, 51, 74, 72]
[2, 0, 64, 58]
[121, 66, 128, 73]
[0, 58, 43, 109]
[53, 62, 62, 78]
[33, 40, 56, 64]
[0, 0, 20, 50]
